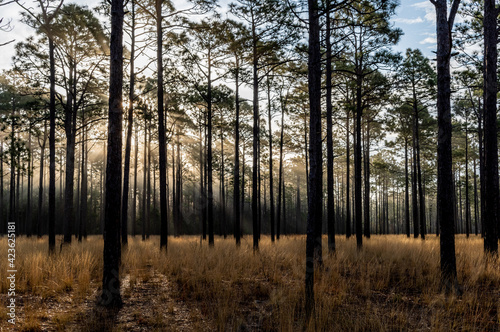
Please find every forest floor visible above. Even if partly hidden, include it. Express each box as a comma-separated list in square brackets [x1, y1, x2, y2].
[0, 234, 499, 331]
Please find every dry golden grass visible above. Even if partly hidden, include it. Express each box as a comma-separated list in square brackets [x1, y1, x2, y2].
[1, 234, 499, 331]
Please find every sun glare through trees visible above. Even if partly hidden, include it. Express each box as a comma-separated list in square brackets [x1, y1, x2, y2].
[0, 0, 499, 330]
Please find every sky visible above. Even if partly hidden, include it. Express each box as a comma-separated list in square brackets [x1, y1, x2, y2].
[0, 0, 439, 70]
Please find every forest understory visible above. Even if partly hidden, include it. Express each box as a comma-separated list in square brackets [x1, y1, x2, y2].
[1, 235, 499, 331]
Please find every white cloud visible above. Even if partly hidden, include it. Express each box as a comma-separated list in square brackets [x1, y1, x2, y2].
[394, 16, 424, 24]
[420, 37, 437, 45]
[411, 1, 436, 23]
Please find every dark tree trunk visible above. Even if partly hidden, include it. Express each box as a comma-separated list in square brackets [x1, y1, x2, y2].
[100, 0, 124, 307]
[251, 24, 259, 251]
[132, 120, 138, 236]
[121, 0, 136, 246]
[233, 58, 241, 246]
[79, 118, 88, 242]
[199, 117, 206, 240]
[267, 79, 275, 242]
[433, 0, 460, 292]
[37, 122, 47, 237]
[156, 0, 168, 250]
[473, 157, 478, 236]
[326, 8, 335, 252]
[305, 0, 322, 319]
[63, 61, 78, 244]
[346, 110, 351, 238]
[405, 139, 410, 237]
[26, 126, 32, 236]
[142, 111, 147, 241]
[465, 119, 470, 238]
[354, 76, 363, 248]
[363, 121, 370, 238]
[412, 123, 419, 238]
[146, 122, 151, 239]
[483, 0, 499, 253]
[48, 36, 56, 253]
[9, 103, 16, 236]
[207, 52, 214, 247]
[277, 101, 285, 240]
[414, 102, 425, 239]
[478, 99, 485, 238]
[221, 125, 226, 239]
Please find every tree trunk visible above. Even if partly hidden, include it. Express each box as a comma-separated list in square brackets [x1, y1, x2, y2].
[414, 100, 425, 239]
[473, 157, 478, 236]
[483, 0, 499, 253]
[412, 120, 419, 238]
[267, 79, 275, 242]
[305, 0, 322, 318]
[207, 50, 214, 247]
[364, 121, 370, 238]
[233, 57, 241, 246]
[465, 118, 470, 238]
[48, 36, 56, 253]
[100, 0, 124, 307]
[132, 120, 138, 236]
[142, 113, 147, 241]
[251, 23, 259, 251]
[79, 117, 88, 242]
[121, 0, 136, 246]
[405, 139, 410, 237]
[156, 0, 168, 250]
[346, 109, 351, 238]
[9, 102, 16, 236]
[433, 0, 460, 292]
[326, 8, 335, 251]
[354, 75, 363, 248]
[37, 122, 47, 237]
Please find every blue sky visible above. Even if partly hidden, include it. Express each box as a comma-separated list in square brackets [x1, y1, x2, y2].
[392, 0, 437, 58]
[0, 0, 439, 70]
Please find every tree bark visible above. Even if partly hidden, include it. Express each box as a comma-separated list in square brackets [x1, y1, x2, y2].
[405, 139, 410, 237]
[233, 57, 241, 246]
[100, 0, 124, 307]
[305, 0, 322, 319]
[346, 109, 351, 238]
[433, 0, 460, 292]
[326, 7, 335, 252]
[121, 0, 136, 246]
[267, 79, 275, 242]
[483, 0, 499, 253]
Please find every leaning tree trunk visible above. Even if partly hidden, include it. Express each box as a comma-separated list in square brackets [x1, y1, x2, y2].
[100, 0, 124, 307]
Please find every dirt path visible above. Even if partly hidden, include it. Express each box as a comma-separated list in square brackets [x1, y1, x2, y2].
[71, 268, 213, 332]
[1, 267, 213, 331]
